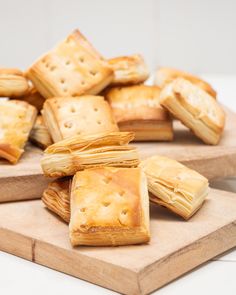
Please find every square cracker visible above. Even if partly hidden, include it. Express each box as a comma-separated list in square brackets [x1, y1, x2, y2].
[26, 30, 113, 98]
[69, 167, 150, 246]
[106, 85, 173, 141]
[0, 99, 37, 163]
[106, 85, 168, 123]
[140, 155, 209, 219]
[42, 96, 119, 142]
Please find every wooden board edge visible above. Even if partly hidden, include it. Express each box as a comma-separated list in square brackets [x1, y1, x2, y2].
[0, 174, 50, 203]
[0, 228, 33, 261]
[1, 221, 235, 295]
[34, 240, 140, 295]
[0, 226, 140, 295]
[138, 221, 236, 295]
[181, 151, 236, 180]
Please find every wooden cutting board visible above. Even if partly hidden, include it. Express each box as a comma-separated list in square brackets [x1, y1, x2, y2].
[0, 188, 236, 294]
[1, 107, 236, 202]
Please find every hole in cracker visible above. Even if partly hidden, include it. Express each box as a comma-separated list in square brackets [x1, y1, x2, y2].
[94, 107, 98, 112]
[70, 106, 76, 113]
[89, 70, 97, 76]
[61, 79, 65, 84]
[119, 190, 125, 197]
[121, 209, 128, 215]
[50, 66, 56, 71]
[97, 120, 101, 125]
[80, 207, 86, 212]
[79, 57, 84, 63]
[103, 202, 110, 207]
[63, 87, 68, 92]
[64, 121, 73, 128]
[81, 80, 85, 85]
[103, 176, 112, 184]
[66, 60, 70, 66]
[45, 63, 49, 68]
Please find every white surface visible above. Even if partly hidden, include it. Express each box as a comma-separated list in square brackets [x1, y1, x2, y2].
[0, 250, 236, 295]
[0, 252, 115, 295]
[1, 75, 236, 294]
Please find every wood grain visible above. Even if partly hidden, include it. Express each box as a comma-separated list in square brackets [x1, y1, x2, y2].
[1, 107, 236, 202]
[0, 188, 235, 294]
[0, 144, 50, 202]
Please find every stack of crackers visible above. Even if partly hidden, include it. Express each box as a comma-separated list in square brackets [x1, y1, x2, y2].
[1, 29, 225, 247]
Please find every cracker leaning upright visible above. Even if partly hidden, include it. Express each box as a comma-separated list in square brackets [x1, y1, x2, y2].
[69, 167, 150, 246]
[160, 78, 225, 145]
[0, 100, 37, 163]
[26, 30, 114, 98]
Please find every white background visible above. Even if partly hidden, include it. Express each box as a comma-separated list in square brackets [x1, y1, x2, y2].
[1, 0, 236, 74]
[0, 1, 236, 294]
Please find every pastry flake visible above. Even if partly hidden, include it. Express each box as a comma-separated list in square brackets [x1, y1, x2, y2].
[30, 115, 53, 149]
[41, 131, 139, 177]
[42, 178, 71, 223]
[42, 95, 118, 142]
[0, 99, 37, 163]
[155, 67, 217, 98]
[0, 68, 29, 97]
[140, 155, 209, 219]
[69, 167, 150, 246]
[106, 85, 173, 141]
[26, 30, 113, 98]
[160, 78, 225, 145]
[108, 54, 149, 86]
